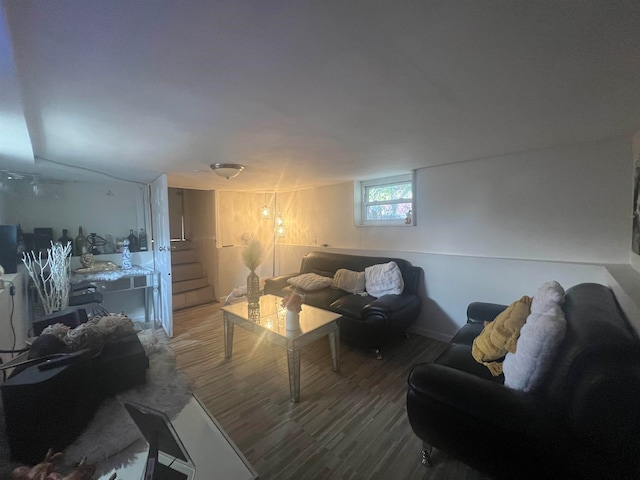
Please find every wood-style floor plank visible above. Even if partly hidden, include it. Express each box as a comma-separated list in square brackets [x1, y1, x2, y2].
[169, 302, 493, 480]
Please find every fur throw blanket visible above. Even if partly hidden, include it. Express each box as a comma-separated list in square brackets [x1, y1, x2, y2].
[31, 314, 137, 358]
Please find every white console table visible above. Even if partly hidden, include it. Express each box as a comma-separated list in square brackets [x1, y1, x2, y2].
[70, 266, 160, 327]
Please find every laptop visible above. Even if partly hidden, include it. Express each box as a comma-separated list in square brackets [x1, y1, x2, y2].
[122, 401, 196, 480]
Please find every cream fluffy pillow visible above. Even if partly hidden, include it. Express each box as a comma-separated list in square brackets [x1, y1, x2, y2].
[364, 261, 404, 297]
[503, 281, 566, 392]
[287, 272, 333, 291]
[332, 268, 366, 294]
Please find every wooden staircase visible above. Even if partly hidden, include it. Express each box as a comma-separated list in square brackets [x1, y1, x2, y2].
[171, 243, 216, 311]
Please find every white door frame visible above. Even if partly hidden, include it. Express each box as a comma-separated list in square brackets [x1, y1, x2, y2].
[151, 174, 173, 336]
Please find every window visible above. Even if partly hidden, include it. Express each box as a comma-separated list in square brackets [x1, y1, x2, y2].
[355, 173, 415, 226]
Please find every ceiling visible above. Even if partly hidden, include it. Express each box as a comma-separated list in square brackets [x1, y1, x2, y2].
[1, 1, 639, 191]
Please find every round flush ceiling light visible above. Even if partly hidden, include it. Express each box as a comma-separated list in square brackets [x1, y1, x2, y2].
[210, 163, 245, 180]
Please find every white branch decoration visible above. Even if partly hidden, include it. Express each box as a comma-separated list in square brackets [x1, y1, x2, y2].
[22, 242, 73, 315]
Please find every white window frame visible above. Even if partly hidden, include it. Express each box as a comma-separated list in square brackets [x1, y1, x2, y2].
[354, 172, 416, 227]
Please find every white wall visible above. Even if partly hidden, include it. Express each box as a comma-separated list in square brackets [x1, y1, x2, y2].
[218, 136, 634, 340]
[338, 137, 630, 262]
[0, 271, 29, 359]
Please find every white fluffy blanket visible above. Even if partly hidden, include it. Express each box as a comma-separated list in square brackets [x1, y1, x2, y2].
[503, 281, 567, 392]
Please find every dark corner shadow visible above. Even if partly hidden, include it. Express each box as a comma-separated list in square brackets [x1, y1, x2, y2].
[417, 270, 464, 337]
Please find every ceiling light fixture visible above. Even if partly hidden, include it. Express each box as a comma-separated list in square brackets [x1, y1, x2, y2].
[210, 163, 245, 180]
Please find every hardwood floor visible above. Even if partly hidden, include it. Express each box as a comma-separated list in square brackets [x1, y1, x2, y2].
[169, 302, 493, 480]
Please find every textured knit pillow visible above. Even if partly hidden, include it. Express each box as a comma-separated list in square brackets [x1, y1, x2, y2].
[332, 268, 366, 294]
[364, 261, 404, 297]
[472, 296, 532, 376]
[287, 272, 333, 291]
[503, 281, 566, 392]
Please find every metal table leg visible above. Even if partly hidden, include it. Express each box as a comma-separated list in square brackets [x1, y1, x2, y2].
[287, 347, 301, 403]
[223, 312, 234, 358]
[329, 328, 340, 372]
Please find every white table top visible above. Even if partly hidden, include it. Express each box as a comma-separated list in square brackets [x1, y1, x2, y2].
[96, 395, 257, 479]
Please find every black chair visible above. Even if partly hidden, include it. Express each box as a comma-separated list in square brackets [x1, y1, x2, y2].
[68, 281, 104, 313]
[1, 348, 99, 464]
[33, 307, 89, 336]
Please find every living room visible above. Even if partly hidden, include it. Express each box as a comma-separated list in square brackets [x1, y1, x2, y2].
[1, 1, 640, 479]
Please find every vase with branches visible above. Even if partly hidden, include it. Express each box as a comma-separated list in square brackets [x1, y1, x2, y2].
[241, 238, 264, 307]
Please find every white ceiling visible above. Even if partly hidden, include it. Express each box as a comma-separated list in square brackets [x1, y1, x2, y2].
[1, 1, 639, 191]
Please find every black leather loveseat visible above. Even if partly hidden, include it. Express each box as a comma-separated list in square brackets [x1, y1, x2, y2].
[264, 251, 422, 358]
[406, 283, 640, 479]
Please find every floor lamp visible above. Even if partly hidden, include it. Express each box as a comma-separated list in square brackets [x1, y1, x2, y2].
[272, 193, 285, 277]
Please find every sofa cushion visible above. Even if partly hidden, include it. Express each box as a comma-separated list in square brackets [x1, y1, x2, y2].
[450, 322, 485, 346]
[330, 294, 374, 319]
[471, 296, 532, 376]
[434, 344, 504, 383]
[332, 268, 366, 294]
[365, 261, 404, 297]
[287, 272, 333, 291]
[282, 285, 347, 310]
[503, 281, 566, 392]
[299, 250, 422, 296]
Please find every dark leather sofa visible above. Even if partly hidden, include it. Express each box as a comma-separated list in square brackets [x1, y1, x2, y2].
[406, 283, 640, 479]
[264, 251, 422, 358]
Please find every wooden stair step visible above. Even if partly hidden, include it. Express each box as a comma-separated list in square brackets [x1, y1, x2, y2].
[173, 277, 210, 293]
[172, 262, 205, 282]
[173, 285, 216, 311]
[172, 249, 199, 265]
[170, 240, 193, 252]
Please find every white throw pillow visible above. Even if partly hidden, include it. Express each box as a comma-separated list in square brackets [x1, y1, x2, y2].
[503, 281, 566, 392]
[287, 272, 333, 291]
[332, 268, 366, 294]
[364, 261, 404, 298]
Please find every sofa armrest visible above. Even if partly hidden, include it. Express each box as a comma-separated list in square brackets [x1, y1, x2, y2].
[407, 362, 568, 478]
[466, 302, 507, 324]
[264, 273, 299, 296]
[408, 362, 552, 436]
[364, 293, 419, 315]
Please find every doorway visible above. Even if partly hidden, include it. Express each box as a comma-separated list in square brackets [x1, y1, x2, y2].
[168, 188, 218, 310]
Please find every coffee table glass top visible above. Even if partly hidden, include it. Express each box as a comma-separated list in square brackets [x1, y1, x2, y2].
[221, 294, 341, 336]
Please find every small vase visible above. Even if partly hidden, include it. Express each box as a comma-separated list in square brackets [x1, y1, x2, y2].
[286, 310, 300, 331]
[247, 270, 260, 307]
[122, 239, 132, 269]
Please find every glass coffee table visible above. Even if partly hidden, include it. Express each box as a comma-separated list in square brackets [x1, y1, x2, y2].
[221, 294, 341, 403]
